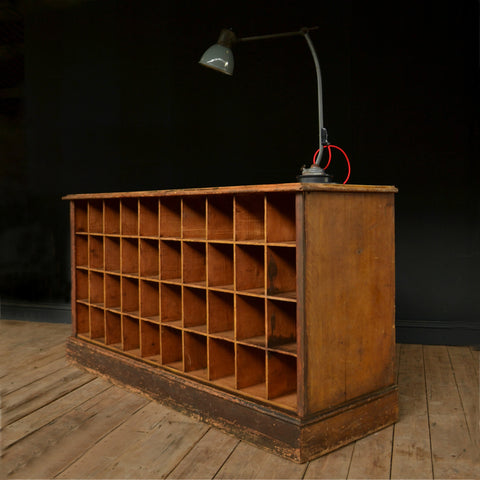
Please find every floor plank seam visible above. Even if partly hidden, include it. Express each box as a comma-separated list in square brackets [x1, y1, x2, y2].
[164, 425, 213, 479]
[2, 363, 79, 399]
[1, 377, 105, 451]
[212, 436, 242, 479]
[422, 345, 435, 479]
[389, 423, 395, 479]
[52, 396, 151, 479]
[300, 459, 310, 479]
[447, 346, 474, 446]
[2, 373, 97, 429]
[345, 440, 355, 479]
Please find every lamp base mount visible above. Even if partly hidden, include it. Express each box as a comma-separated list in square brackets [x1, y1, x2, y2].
[297, 164, 333, 183]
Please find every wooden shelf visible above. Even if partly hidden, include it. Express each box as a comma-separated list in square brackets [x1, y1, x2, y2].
[65, 183, 398, 462]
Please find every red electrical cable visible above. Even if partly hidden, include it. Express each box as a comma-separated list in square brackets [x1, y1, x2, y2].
[312, 144, 351, 184]
[313, 146, 332, 169]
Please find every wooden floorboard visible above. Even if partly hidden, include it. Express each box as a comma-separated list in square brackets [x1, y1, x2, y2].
[1, 320, 478, 479]
[390, 344, 433, 479]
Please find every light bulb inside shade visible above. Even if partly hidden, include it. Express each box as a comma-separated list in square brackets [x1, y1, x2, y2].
[199, 43, 234, 75]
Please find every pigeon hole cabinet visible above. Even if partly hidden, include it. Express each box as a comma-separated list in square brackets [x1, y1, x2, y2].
[64, 183, 398, 463]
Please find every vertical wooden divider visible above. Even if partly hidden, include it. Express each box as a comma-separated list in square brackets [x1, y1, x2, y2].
[232, 195, 237, 390]
[102, 200, 106, 343]
[158, 198, 164, 364]
[70, 201, 77, 336]
[180, 198, 185, 372]
[205, 196, 210, 381]
[263, 194, 270, 400]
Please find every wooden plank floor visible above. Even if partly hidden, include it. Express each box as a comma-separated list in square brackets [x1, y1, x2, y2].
[1, 320, 479, 479]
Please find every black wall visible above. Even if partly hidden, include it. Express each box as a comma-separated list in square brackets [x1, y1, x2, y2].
[0, 0, 478, 344]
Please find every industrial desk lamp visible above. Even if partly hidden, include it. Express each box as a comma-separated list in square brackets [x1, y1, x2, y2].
[199, 26, 350, 183]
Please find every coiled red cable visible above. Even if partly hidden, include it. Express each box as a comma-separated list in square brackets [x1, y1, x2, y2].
[313, 145, 351, 184]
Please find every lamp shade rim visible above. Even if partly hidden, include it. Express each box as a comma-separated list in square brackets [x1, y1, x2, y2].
[199, 43, 234, 75]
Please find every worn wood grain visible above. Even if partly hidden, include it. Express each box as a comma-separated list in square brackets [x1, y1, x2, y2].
[1, 346, 67, 394]
[347, 426, 394, 479]
[424, 345, 480, 479]
[390, 344, 433, 479]
[448, 346, 480, 449]
[62, 183, 397, 201]
[214, 441, 308, 479]
[167, 427, 240, 479]
[2, 365, 96, 426]
[2, 320, 478, 479]
[304, 444, 354, 479]
[57, 401, 176, 478]
[1, 377, 109, 448]
[4, 384, 148, 479]
[92, 410, 208, 479]
[303, 192, 396, 413]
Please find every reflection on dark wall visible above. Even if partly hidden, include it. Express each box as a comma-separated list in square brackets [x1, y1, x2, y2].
[0, 0, 478, 343]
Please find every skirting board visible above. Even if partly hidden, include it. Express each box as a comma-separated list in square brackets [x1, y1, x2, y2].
[0, 301, 71, 323]
[66, 336, 399, 463]
[396, 319, 480, 346]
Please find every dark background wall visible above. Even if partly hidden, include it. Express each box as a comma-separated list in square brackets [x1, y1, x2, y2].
[0, 0, 478, 344]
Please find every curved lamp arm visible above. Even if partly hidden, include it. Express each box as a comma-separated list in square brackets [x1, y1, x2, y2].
[200, 26, 331, 180]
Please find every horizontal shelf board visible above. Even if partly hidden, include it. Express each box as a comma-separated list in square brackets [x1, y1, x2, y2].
[143, 354, 162, 364]
[163, 360, 183, 372]
[235, 240, 265, 245]
[207, 239, 234, 244]
[162, 319, 183, 329]
[76, 265, 88, 270]
[108, 342, 122, 351]
[76, 299, 89, 305]
[90, 302, 105, 309]
[266, 292, 297, 302]
[266, 241, 296, 247]
[268, 343, 297, 356]
[143, 315, 161, 324]
[75, 231, 88, 235]
[122, 271, 139, 278]
[182, 238, 207, 243]
[238, 336, 266, 348]
[187, 368, 208, 380]
[159, 236, 182, 241]
[140, 274, 160, 282]
[91, 336, 106, 344]
[89, 268, 104, 274]
[120, 234, 140, 239]
[184, 281, 207, 289]
[236, 288, 265, 298]
[269, 392, 297, 411]
[123, 310, 140, 318]
[207, 284, 234, 292]
[209, 330, 234, 341]
[184, 324, 207, 334]
[107, 306, 121, 313]
[161, 278, 182, 285]
[105, 269, 121, 276]
[239, 382, 266, 400]
[125, 348, 141, 357]
[211, 375, 236, 390]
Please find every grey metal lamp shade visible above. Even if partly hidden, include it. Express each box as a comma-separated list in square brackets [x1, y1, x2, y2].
[199, 43, 234, 75]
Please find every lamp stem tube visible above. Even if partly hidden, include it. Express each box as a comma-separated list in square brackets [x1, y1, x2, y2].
[238, 30, 304, 42]
[303, 32, 324, 165]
